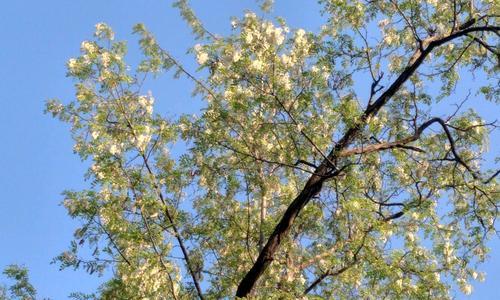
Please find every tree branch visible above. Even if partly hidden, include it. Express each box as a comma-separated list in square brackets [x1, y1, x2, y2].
[235, 19, 498, 298]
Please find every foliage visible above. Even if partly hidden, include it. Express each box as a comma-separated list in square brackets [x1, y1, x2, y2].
[1, 265, 37, 300]
[45, 1, 499, 299]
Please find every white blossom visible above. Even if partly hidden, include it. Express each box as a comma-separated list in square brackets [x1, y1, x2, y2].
[101, 52, 111, 67]
[68, 58, 78, 72]
[230, 19, 238, 29]
[91, 130, 99, 140]
[81, 41, 97, 54]
[378, 18, 390, 28]
[251, 59, 263, 71]
[281, 54, 292, 66]
[194, 44, 209, 65]
[109, 144, 120, 155]
[232, 51, 241, 62]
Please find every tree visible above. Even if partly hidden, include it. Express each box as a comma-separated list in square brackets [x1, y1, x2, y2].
[1, 265, 37, 300]
[44, 0, 499, 298]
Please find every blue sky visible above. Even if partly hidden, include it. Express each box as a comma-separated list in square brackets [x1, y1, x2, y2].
[0, 1, 497, 299]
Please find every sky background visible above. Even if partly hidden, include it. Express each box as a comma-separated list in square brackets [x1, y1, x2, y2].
[0, 1, 497, 299]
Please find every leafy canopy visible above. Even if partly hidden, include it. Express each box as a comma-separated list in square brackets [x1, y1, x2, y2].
[1, 265, 37, 300]
[43, 0, 498, 299]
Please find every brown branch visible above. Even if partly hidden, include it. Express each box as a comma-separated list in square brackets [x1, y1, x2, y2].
[484, 169, 500, 184]
[304, 265, 351, 295]
[116, 99, 205, 299]
[95, 220, 132, 266]
[272, 94, 337, 170]
[139, 207, 181, 300]
[215, 141, 322, 175]
[338, 138, 425, 157]
[470, 35, 498, 55]
[304, 209, 407, 294]
[338, 114, 488, 162]
[304, 228, 369, 294]
[235, 20, 498, 297]
[142, 155, 205, 300]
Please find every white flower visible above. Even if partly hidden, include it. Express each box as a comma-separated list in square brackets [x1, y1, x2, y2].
[294, 28, 307, 46]
[470, 120, 482, 135]
[406, 232, 415, 243]
[281, 54, 292, 66]
[138, 95, 154, 115]
[91, 164, 105, 179]
[461, 283, 473, 295]
[230, 19, 238, 29]
[245, 33, 254, 44]
[224, 89, 233, 100]
[81, 41, 97, 54]
[395, 279, 403, 288]
[395, 165, 409, 182]
[68, 58, 78, 71]
[95, 23, 106, 32]
[197, 52, 208, 65]
[95, 22, 114, 40]
[384, 35, 393, 45]
[136, 134, 150, 151]
[101, 52, 111, 67]
[135, 126, 152, 151]
[350, 199, 360, 209]
[373, 176, 382, 191]
[416, 161, 429, 177]
[251, 59, 263, 71]
[443, 241, 455, 261]
[244, 12, 256, 19]
[279, 73, 292, 90]
[378, 19, 390, 28]
[472, 271, 478, 280]
[263, 22, 285, 46]
[263, 21, 274, 36]
[194, 44, 209, 65]
[91, 130, 99, 140]
[98, 69, 111, 82]
[232, 51, 241, 62]
[51, 102, 65, 115]
[109, 144, 120, 155]
[274, 28, 285, 45]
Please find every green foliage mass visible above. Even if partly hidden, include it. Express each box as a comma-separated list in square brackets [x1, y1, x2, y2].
[33, 0, 500, 299]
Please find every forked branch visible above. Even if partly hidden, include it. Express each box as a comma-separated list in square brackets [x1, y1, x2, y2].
[235, 19, 499, 297]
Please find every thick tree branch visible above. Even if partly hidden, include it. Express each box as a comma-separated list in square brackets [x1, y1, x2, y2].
[235, 20, 498, 298]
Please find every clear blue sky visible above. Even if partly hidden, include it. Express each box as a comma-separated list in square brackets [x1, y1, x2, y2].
[0, 1, 497, 299]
